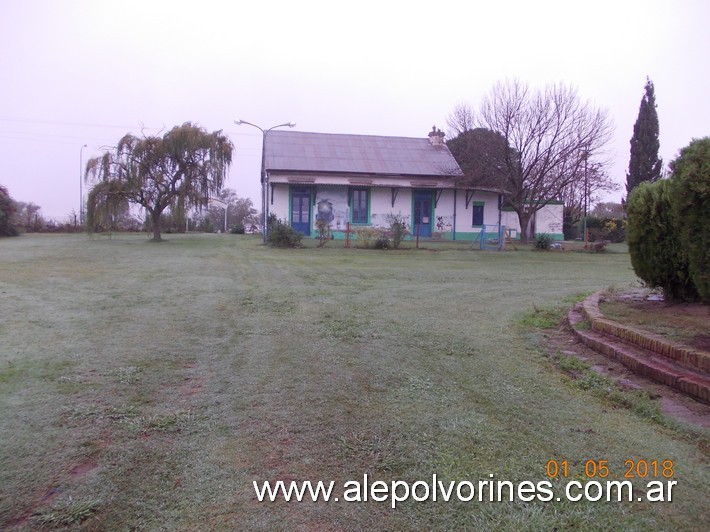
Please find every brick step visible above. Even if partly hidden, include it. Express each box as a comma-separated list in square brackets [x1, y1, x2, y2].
[568, 305, 710, 403]
[580, 293, 710, 373]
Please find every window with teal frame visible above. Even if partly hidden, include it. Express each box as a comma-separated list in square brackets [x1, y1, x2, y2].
[471, 201, 484, 226]
[350, 188, 369, 224]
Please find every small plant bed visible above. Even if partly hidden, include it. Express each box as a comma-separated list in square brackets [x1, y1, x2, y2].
[599, 289, 710, 350]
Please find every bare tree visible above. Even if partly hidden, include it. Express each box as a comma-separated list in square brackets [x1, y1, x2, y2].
[477, 79, 614, 242]
[446, 102, 476, 137]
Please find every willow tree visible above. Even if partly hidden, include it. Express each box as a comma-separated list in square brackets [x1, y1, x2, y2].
[85, 123, 233, 241]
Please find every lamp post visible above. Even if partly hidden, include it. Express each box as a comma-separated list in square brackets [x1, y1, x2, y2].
[234, 119, 295, 243]
[79, 144, 87, 225]
[209, 197, 229, 233]
[583, 151, 589, 249]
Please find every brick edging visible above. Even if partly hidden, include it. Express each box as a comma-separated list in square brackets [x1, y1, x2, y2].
[580, 292, 710, 373]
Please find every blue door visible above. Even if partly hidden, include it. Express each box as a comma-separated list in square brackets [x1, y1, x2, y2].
[413, 191, 433, 238]
[291, 188, 311, 236]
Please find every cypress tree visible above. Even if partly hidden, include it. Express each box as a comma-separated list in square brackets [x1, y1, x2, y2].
[625, 78, 663, 202]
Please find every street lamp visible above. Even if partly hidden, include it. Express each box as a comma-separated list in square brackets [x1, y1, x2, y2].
[79, 144, 87, 225]
[583, 150, 589, 249]
[234, 119, 296, 243]
[209, 197, 230, 233]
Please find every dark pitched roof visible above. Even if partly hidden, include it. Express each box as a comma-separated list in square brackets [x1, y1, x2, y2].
[264, 130, 462, 177]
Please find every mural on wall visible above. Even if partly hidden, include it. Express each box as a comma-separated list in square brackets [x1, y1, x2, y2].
[316, 198, 334, 223]
[314, 186, 349, 231]
[436, 216, 453, 232]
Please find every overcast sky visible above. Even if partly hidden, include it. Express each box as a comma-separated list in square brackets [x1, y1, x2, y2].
[1, 0, 708, 219]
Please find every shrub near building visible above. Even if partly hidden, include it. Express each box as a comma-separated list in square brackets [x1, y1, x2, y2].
[627, 137, 710, 303]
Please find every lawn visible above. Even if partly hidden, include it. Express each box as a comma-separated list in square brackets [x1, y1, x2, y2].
[0, 234, 707, 530]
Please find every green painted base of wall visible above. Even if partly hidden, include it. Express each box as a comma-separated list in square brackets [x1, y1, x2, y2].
[306, 229, 564, 242]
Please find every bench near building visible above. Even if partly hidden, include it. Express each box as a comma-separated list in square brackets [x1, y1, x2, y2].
[263, 127, 563, 242]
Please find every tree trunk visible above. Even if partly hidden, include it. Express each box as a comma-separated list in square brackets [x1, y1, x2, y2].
[518, 210, 532, 244]
[150, 210, 163, 242]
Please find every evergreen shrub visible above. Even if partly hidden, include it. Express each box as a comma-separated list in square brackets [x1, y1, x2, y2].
[534, 233, 553, 250]
[267, 218, 302, 248]
[669, 137, 710, 301]
[627, 180, 697, 301]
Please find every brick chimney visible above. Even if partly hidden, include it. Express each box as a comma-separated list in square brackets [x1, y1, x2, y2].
[428, 125, 445, 147]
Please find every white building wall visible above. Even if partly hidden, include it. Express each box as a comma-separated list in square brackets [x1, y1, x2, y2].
[268, 183, 529, 242]
[269, 183, 291, 223]
[452, 190, 501, 241]
[501, 204, 564, 240]
[369, 188, 411, 229]
[501, 211, 521, 238]
[433, 189, 454, 237]
[534, 204, 564, 239]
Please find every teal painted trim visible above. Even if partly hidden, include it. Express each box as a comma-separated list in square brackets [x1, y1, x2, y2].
[452, 231, 499, 242]
[471, 200, 485, 227]
[289, 185, 313, 233]
[349, 187, 371, 224]
[449, 231, 564, 242]
[287, 187, 293, 224]
[316, 231, 513, 243]
[328, 231, 348, 240]
[411, 189, 434, 236]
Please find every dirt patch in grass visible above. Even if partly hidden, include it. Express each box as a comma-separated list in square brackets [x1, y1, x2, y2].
[599, 289, 710, 350]
[70, 459, 99, 478]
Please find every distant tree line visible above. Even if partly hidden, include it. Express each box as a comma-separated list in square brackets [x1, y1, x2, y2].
[0, 183, 257, 237]
[446, 77, 670, 245]
[0, 185, 84, 235]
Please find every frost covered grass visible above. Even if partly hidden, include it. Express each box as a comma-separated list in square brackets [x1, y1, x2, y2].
[0, 233, 706, 530]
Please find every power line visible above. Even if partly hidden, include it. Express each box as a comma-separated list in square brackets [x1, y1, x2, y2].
[0, 116, 164, 131]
